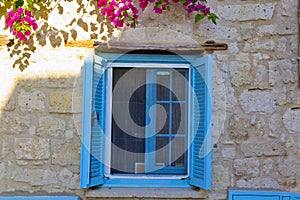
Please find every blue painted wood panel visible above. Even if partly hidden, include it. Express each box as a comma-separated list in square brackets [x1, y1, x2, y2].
[229, 190, 300, 200]
[232, 195, 280, 200]
[0, 197, 78, 200]
[80, 54, 106, 188]
[189, 55, 212, 190]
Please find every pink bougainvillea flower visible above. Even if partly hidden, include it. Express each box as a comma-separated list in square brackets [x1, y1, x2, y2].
[5, 8, 38, 41]
[24, 30, 31, 36]
[8, 10, 15, 18]
[24, 10, 33, 18]
[98, 0, 139, 28]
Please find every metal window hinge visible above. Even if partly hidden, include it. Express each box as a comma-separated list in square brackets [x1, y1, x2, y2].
[201, 40, 228, 52]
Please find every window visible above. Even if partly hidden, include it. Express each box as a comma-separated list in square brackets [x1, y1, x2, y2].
[80, 52, 212, 189]
[108, 67, 188, 176]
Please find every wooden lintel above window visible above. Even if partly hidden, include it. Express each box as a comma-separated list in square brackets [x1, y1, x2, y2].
[93, 40, 228, 53]
[0, 35, 228, 53]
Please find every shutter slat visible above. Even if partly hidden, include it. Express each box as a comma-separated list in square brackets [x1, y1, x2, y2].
[189, 55, 212, 190]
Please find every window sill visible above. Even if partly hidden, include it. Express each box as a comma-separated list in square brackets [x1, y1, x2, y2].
[86, 188, 207, 199]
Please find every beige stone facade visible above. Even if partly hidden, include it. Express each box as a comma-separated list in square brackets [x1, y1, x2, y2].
[0, 0, 299, 199]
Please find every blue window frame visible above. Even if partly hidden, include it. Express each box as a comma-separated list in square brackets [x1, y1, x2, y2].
[80, 53, 212, 189]
[0, 197, 78, 200]
[109, 67, 188, 175]
[228, 190, 300, 200]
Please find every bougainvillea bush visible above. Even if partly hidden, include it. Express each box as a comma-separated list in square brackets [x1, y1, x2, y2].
[5, 0, 217, 41]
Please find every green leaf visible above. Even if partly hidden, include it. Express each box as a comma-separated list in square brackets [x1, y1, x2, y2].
[212, 18, 217, 25]
[26, 0, 33, 10]
[180, 0, 187, 4]
[208, 13, 218, 25]
[15, 0, 24, 8]
[166, 5, 170, 11]
[195, 13, 205, 23]
[131, 20, 136, 28]
[155, 2, 162, 8]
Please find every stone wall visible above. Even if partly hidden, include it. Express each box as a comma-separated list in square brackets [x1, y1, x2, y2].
[0, 0, 299, 199]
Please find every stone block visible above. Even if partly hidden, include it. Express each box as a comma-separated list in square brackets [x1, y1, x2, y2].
[114, 27, 196, 44]
[0, 162, 6, 179]
[236, 53, 250, 62]
[241, 141, 286, 157]
[18, 89, 46, 112]
[236, 178, 281, 189]
[197, 24, 239, 40]
[58, 168, 79, 189]
[278, 177, 297, 187]
[234, 158, 260, 178]
[269, 113, 285, 138]
[229, 62, 252, 87]
[239, 89, 276, 114]
[253, 65, 269, 88]
[244, 39, 276, 52]
[277, 37, 288, 53]
[279, 0, 297, 17]
[229, 114, 249, 141]
[3, 96, 16, 111]
[276, 18, 298, 35]
[278, 160, 300, 177]
[0, 138, 11, 159]
[212, 164, 230, 190]
[283, 108, 300, 134]
[0, 113, 30, 134]
[48, 91, 73, 113]
[51, 140, 80, 166]
[14, 168, 57, 186]
[208, 192, 227, 200]
[221, 147, 236, 159]
[269, 59, 296, 85]
[217, 3, 276, 21]
[253, 53, 271, 63]
[239, 23, 254, 41]
[14, 138, 50, 160]
[262, 158, 274, 176]
[36, 116, 66, 137]
[257, 25, 276, 36]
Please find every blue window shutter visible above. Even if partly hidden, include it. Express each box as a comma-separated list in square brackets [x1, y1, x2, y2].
[189, 55, 212, 189]
[293, 193, 300, 200]
[80, 54, 107, 188]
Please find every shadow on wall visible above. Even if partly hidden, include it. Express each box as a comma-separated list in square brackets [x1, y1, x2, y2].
[0, 70, 85, 194]
[1, 0, 115, 71]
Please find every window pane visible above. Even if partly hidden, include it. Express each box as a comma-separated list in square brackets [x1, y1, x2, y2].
[172, 70, 187, 101]
[111, 68, 146, 174]
[156, 136, 169, 167]
[172, 103, 185, 135]
[156, 71, 170, 101]
[171, 136, 185, 167]
[156, 103, 169, 134]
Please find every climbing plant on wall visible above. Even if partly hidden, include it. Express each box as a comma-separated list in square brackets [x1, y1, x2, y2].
[1, 0, 217, 70]
[4, 0, 217, 41]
